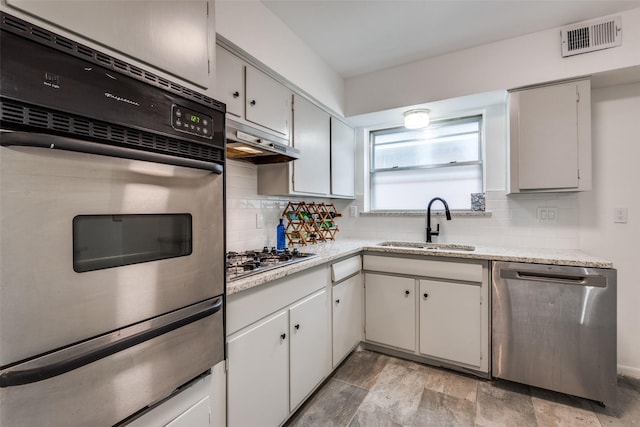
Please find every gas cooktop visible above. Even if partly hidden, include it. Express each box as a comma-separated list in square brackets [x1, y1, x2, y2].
[226, 247, 317, 281]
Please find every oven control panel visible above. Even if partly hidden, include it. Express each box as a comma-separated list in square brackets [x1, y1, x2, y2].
[171, 104, 213, 139]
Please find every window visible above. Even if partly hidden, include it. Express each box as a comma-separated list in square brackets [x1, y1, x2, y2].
[369, 115, 483, 210]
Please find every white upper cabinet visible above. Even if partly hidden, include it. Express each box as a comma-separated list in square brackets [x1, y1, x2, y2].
[4, 0, 214, 90]
[330, 117, 356, 198]
[245, 66, 291, 137]
[257, 98, 355, 199]
[215, 45, 243, 118]
[215, 45, 291, 138]
[509, 79, 591, 193]
[292, 94, 331, 195]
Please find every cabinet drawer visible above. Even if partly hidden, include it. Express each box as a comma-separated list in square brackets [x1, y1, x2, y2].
[227, 266, 328, 335]
[363, 255, 482, 283]
[331, 255, 362, 283]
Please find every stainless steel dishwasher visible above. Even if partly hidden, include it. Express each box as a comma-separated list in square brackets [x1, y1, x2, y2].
[492, 261, 617, 405]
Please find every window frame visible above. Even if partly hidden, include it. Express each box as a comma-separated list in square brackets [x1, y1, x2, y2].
[368, 114, 485, 212]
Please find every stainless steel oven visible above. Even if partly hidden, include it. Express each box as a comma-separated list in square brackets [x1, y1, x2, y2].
[0, 13, 226, 426]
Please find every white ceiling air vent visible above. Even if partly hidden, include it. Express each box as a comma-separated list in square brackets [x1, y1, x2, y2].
[561, 15, 622, 57]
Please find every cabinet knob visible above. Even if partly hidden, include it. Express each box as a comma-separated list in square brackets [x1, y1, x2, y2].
[250, 100, 256, 106]
[232, 91, 240, 98]
[335, 299, 340, 304]
[423, 293, 429, 299]
[294, 324, 300, 330]
[280, 333, 286, 340]
[405, 290, 410, 295]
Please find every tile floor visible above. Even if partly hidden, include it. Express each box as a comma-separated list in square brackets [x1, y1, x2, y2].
[285, 350, 640, 427]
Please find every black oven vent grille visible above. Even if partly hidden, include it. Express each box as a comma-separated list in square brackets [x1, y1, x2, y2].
[0, 12, 225, 114]
[1, 101, 224, 164]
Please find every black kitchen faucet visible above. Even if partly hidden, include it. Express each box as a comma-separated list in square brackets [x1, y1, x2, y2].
[426, 197, 452, 243]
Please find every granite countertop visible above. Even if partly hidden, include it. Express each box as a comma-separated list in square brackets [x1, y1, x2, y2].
[226, 239, 614, 296]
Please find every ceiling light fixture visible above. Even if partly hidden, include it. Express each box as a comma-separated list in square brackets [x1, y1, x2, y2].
[403, 109, 430, 129]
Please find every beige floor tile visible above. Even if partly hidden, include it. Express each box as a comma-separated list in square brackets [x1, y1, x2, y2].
[351, 361, 428, 425]
[285, 379, 367, 427]
[409, 387, 476, 426]
[531, 387, 601, 427]
[475, 381, 538, 427]
[333, 349, 391, 390]
[591, 376, 640, 426]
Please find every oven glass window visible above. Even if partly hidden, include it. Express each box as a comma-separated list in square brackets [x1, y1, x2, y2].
[73, 214, 192, 272]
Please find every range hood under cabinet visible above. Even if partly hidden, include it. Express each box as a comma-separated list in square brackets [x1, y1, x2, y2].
[225, 119, 300, 164]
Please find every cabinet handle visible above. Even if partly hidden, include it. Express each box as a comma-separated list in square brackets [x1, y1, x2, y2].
[335, 299, 340, 304]
[294, 324, 300, 330]
[232, 91, 240, 98]
[250, 100, 256, 106]
[405, 290, 410, 295]
[423, 293, 429, 299]
[280, 333, 286, 340]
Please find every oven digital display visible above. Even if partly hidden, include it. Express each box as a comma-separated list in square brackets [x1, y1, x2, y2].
[171, 104, 213, 139]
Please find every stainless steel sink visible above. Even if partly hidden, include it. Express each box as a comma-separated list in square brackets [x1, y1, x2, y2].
[379, 241, 476, 251]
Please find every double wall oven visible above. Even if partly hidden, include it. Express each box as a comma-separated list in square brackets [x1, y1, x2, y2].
[0, 13, 225, 426]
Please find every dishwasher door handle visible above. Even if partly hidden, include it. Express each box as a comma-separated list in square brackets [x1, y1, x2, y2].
[500, 269, 607, 288]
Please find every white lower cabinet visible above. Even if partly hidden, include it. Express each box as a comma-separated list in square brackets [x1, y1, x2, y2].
[363, 255, 489, 373]
[289, 289, 331, 410]
[364, 273, 416, 352]
[332, 273, 362, 366]
[227, 311, 289, 427]
[419, 280, 482, 367]
[226, 267, 330, 426]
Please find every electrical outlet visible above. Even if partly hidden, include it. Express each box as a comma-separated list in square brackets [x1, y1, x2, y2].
[537, 207, 558, 222]
[256, 213, 264, 229]
[349, 206, 358, 217]
[614, 207, 628, 223]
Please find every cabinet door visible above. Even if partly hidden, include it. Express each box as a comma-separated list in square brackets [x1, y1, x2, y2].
[6, 1, 212, 88]
[419, 280, 481, 367]
[510, 79, 591, 192]
[245, 66, 291, 137]
[364, 274, 415, 351]
[289, 289, 331, 410]
[292, 94, 331, 195]
[215, 46, 243, 118]
[333, 274, 362, 366]
[330, 117, 355, 198]
[227, 311, 289, 427]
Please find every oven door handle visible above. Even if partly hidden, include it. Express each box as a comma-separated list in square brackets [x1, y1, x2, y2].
[0, 297, 223, 388]
[0, 131, 223, 174]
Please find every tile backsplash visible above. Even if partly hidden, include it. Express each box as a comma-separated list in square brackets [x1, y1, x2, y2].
[227, 159, 579, 251]
[226, 160, 339, 251]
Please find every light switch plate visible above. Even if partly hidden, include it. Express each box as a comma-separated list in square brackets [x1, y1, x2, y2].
[256, 213, 264, 229]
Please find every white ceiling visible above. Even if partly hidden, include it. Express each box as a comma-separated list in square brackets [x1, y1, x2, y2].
[262, 0, 640, 79]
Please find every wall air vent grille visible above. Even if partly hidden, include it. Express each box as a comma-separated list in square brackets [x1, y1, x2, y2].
[0, 100, 223, 164]
[561, 16, 621, 57]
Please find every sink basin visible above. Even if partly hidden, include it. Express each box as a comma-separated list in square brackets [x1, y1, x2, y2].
[379, 241, 476, 252]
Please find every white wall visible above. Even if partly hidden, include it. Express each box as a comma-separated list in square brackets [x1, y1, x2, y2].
[214, 0, 344, 115]
[579, 82, 640, 378]
[345, 7, 640, 116]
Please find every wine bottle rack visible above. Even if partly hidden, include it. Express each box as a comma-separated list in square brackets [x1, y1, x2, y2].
[282, 202, 341, 246]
